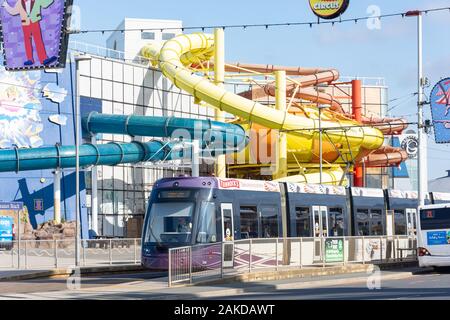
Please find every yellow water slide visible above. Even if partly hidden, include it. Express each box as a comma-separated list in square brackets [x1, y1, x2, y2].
[141, 33, 385, 184]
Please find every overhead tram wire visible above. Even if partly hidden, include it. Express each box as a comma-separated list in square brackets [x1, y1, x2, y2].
[73, 6, 450, 35]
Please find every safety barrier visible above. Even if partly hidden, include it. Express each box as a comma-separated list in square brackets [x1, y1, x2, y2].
[168, 235, 417, 287]
[0, 239, 141, 270]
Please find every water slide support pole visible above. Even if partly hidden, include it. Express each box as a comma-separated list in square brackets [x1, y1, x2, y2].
[352, 80, 364, 187]
[214, 28, 227, 178]
[53, 169, 61, 224]
[275, 71, 288, 180]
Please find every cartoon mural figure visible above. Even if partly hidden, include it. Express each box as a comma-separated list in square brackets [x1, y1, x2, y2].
[0, 66, 43, 149]
[2, 0, 58, 67]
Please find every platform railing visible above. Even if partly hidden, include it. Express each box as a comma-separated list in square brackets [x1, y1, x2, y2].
[168, 235, 417, 287]
[0, 239, 142, 271]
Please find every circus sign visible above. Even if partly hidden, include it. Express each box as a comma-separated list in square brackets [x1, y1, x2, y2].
[309, 0, 350, 20]
[430, 78, 450, 144]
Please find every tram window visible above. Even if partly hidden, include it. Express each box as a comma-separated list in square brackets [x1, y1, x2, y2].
[394, 210, 407, 235]
[296, 207, 311, 237]
[370, 209, 383, 236]
[356, 209, 370, 236]
[197, 202, 217, 244]
[240, 206, 258, 239]
[329, 208, 344, 237]
[261, 206, 279, 238]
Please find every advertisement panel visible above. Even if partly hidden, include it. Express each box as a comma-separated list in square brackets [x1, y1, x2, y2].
[430, 78, 450, 144]
[0, 0, 73, 71]
[309, 0, 350, 20]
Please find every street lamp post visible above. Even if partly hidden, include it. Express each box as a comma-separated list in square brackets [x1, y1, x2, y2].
[406, 10, 427, 206]
[74, 53, 92, 267]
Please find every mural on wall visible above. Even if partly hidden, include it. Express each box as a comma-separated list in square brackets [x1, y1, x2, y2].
[0, 66, 44, 148]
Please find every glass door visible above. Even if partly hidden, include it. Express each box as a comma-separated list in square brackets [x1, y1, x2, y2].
[312, 206, 328, 262]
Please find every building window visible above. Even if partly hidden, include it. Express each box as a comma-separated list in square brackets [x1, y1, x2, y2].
[296, 207, 311, 237]
[141, 32, 155, 40]
[162, 33, 176, 41]
[240, 206, 258, 239]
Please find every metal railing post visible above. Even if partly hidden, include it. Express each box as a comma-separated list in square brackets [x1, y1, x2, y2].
[168, 248, 172, 288]
[24, 241, 28, 270]
[362, 237, 366, 265]
[249, 239, 252, 273]
[380, 237, 383, 263]
[322, 237, 326, 268]
[300, 238, 303, 269]
[109, 239, 113, 265]
[275, 238, 279, 271]
[83, 240, 86, 267]
[343, 237, 346, 266]
[134, 239, 137, 265]
[189, 247, 193, 283]
[54, 239, 58, 268]
[11, 242, 15, 269]
[220, 244, 224, 279]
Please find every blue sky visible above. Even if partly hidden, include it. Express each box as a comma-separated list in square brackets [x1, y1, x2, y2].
[74, 0, 450, 180]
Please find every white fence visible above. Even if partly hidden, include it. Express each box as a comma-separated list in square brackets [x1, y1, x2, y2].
[0, 239, 141, 271]
[168, 236, 417, 287]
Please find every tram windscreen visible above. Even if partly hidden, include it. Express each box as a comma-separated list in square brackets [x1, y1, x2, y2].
[145, 202, 194, 243]
[420, 208, 450, 231]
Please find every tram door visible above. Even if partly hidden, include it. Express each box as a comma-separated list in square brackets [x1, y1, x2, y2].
[312, 206, 329, 261]
[221, 204, 235, 268]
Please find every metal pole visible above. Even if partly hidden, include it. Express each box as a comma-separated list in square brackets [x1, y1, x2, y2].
[249, 239, 252, 273]
[75, 57, 81, 267]
[74, 54, 92, 267]
[275, 238, 279, 271]
[214, 28, 226, 178]
[417, 13, 428, 207]
[275, 71, 287, 180]
[17, 210, 21, 270]
[24, 241, 28, 270]
[109, 239, 112, 265]
[54, 239, 58, 268]
[134, 238, 137, 265]
[299, 238, 303, 269]
[168, 249, 172, 288]
[54, 169, 61, 224]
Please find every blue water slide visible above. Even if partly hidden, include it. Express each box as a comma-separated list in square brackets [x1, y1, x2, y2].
[82, 112, 248, 151]
[0, 112, 248, 173]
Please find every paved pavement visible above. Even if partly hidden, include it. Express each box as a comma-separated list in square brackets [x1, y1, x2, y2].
[2, 267, 447, 300]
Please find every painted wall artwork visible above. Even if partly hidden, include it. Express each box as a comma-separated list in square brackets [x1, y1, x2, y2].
[0, 66, 44, 148]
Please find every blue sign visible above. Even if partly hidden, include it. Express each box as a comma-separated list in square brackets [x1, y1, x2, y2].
[0, 202, 23, 210]
[430, 78, 450, 144]
[427, 231, 450, 246]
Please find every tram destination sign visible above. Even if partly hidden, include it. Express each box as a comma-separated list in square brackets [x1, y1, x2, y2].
[309, 0, 350, 20]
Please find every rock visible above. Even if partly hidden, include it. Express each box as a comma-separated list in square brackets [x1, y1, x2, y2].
[63, 228, 75, 238]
